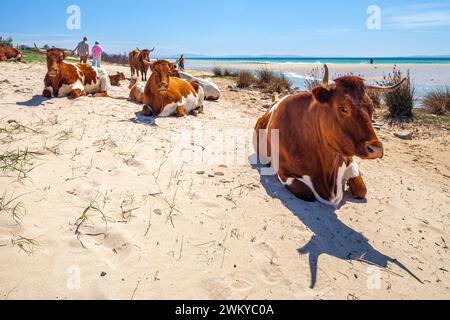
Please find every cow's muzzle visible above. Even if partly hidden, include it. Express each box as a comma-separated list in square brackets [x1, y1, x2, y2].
[364, 141, 384, 159]
[48, 68, 59, 77]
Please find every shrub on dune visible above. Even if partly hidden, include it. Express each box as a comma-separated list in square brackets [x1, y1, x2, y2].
[379, 66, 415, 119]
[255, 67, 293, 93]
[212, 66, 223, 77]
[305, 66, 322, 91]
[368, 91, 382, 109]
[422, 87, 450, 115]
[236, 70, 256, 88]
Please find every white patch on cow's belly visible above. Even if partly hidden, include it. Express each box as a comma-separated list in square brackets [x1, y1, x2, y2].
[158, 86, 203, 117]
[280, 162, 350, 208]
[298, 162, 348, 208]
[57, 80, 83, 97]
[158, 102, 179, 117]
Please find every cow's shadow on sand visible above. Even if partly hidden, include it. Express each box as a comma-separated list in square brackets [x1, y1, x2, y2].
[252, 162, 423, 288]
[128, 111, 157, 127]
[16, 95, 49, 107]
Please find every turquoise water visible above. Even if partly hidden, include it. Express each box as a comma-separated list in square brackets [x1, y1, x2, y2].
[187, 57, 450, 65]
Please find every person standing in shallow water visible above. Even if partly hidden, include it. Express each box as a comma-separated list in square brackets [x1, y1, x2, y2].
[73, 36, 89, 64]
[91, 41, 103, 68]
[177, 54, 185, 71]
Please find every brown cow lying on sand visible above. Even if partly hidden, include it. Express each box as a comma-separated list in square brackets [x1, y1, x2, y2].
[129, 48, 154, 81]
[254, 65, 405, 207]
[0, 45, 23, 62]
[35, 44, 111, 99]
[141, 60, 204, 117]
[109, 72, 126, 86]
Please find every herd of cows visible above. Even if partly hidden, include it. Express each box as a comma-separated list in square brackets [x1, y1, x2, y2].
[0, 44, 406, 207]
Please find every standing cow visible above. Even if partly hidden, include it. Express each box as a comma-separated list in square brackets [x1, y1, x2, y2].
[141, 60, 204, 117]
[129, 48, 155, 81]
[35, 44, 111, 99]
[254, 65, 405, 207]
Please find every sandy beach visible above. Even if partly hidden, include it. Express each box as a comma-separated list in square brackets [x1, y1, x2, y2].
[0, 61, 449, 300]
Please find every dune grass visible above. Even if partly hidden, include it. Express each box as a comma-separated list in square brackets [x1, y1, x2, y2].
[0, 191, 26, 225]
[236, 70, 256, 88]
[255, 67, 293, 93]
[20, 49, 79, 64]
[422, 87, 450, 116]
[0, 148, 40, 182]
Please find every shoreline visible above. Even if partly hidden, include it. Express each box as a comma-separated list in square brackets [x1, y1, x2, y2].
[183, 60, 450, 97]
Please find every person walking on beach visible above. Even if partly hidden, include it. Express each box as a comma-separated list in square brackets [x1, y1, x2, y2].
[73, 36, 89, 64]
[91, 41, 103, 68]
[177, 54, 185, 71]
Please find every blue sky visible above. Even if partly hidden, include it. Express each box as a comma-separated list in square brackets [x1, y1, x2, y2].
[1, 0, 450, 57]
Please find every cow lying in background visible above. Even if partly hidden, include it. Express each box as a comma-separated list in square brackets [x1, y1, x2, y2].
[129, 48, 154, 81]
[0, 46, 23, 62]
[142, 60, 204, 117]
[129, 76, 145, 103]
[254, 65, 405, 207]
[175, 71, 220, 101]
[109, 72, 126, 86]
[35, 44, 111, 99]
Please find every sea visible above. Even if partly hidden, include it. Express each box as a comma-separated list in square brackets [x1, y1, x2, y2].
[181, 56, 450, 99]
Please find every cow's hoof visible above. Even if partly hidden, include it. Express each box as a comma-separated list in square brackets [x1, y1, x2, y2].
[190, 110, 198, 117]
[142, 105, 154, 117]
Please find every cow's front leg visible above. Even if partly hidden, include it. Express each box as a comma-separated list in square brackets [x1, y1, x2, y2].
[198, 104, 204, 114]
[43, 89, 52, 98]
[142, 105, 154, 116]
[70, 89, 85, 99]
[176, 104, 186, 117]
[279, 173, 315, 202]
[347, 176, 367, 199]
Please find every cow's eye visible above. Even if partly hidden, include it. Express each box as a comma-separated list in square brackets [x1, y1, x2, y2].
[339, 107, 348, 113]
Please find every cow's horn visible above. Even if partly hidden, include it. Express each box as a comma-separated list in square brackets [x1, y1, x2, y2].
[365, 78, 407, 93]
[34, 43, 46, 53]
[149, 47, 155, 52]
[322, 64, 329, 89]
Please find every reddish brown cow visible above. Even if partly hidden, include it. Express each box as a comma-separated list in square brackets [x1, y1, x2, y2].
[109, 72, 126, 86]
[129, 48, 155, 81]
[254, 65, 405, 207]
[35, 45, 111, 99]
[142, 60, 204, 117]
[0, 45, 23, 62]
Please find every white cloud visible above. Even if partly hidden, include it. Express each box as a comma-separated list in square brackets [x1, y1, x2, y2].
[384, 3, 450, 28]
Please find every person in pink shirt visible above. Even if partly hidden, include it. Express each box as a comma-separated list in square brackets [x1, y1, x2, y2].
[91, 41, 103, 68]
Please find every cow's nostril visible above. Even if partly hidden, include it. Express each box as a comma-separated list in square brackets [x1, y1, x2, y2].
[365, 142, 384, 159]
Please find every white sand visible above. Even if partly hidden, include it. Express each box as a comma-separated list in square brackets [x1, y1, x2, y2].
[0, 62, 449, 300]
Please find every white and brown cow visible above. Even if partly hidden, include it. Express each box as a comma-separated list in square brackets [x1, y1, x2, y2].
[254, 65, 406, 207]
[142, 60, 204, 117]
[0, 45, 23, 62]
[35, 45, 111, 99]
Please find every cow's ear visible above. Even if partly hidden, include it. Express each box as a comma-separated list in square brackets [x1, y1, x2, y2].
[312, 87, 332, 103]
[63, 51, 71, 59]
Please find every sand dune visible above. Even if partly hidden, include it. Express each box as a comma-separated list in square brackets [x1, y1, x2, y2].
[0, 62, 449, 300]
